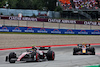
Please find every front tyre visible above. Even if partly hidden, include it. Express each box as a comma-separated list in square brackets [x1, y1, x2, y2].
[47, 51, 55, 60]
[92, 52, 95, 55]
[89, 47, 95, 55]
[73, 47, 79, 55]
[9, 52, 16, 63]
[73, 52, 77, 55]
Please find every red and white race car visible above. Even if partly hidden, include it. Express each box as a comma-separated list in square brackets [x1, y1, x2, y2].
[5, 47, 55, 63]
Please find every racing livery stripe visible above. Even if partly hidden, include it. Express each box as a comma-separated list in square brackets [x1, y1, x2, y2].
[0, 43, 100, 51]
[17, 52, 31, 61]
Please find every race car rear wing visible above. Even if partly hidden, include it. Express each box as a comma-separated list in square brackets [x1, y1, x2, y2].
[26, 47, 51, 52]
[39, 47, 51, 50]
[77, 44, 90, 47]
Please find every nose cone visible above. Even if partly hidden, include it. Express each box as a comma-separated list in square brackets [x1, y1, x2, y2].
[82, 49, 86, 53]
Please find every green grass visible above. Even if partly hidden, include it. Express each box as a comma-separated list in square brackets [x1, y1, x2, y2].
[0, 32, 73, 35]
[0, 32, 100, 36]
[84, 65, 100, 67]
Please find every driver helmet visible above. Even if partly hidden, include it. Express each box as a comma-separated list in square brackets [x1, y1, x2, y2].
[82, 42, 86, 46]
[32, 45, 35, 50]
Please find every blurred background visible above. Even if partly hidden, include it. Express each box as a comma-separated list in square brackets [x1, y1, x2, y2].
[0, 0, 99, 20]
[0, 0, 100, 30]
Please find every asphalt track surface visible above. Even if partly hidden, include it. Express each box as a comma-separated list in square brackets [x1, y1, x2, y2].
[0, 46, 100, 67]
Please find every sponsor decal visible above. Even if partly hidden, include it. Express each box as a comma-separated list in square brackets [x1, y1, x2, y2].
[48, 19, 61, 23]
[9, 16, 37, 21]
[1, 26, 100, 35]
[9, 16, 21, 20]
[78, 30, 88, 34]
[65, 29, 75, 34]
[22, 17, 37, 21]
[91, 30, 100, 34]
[37, 28, 47, 33]
[25, 27, 34, 33]
[1, 16, 100, 26]
[48, 19, 76, 24]
[62, 20, 76, 24]
[25, 30, 34, 33]
[12, 27, 22, 32]
[0, 27, 9, 32]
[84, 21, 97, 26]
[51, 29, 61, 34]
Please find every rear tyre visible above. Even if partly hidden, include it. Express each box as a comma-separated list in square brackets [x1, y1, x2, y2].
[9, 52, 16, 63]
[47, 51, 55, 60]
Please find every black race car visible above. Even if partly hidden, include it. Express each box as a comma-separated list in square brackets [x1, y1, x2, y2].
[5, 47, 55, 63]
[73, 44, 95, 55]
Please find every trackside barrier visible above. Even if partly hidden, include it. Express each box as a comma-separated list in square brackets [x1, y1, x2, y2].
[0, 16, 100, 26]
[0, 26, 100, 35]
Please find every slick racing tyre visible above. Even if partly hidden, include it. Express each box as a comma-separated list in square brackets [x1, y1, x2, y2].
[92, 52, 95, 55]
[73, 47, 79, 55]
[87, 47, 95, 55]
[73, 51, 77, 55]
[47, 51, 55, 60]
[9, 52, 16, 63]
[90, 47, 95, 55]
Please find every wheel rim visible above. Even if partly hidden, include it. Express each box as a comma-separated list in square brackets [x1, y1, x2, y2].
[52, 52, 55, 60]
